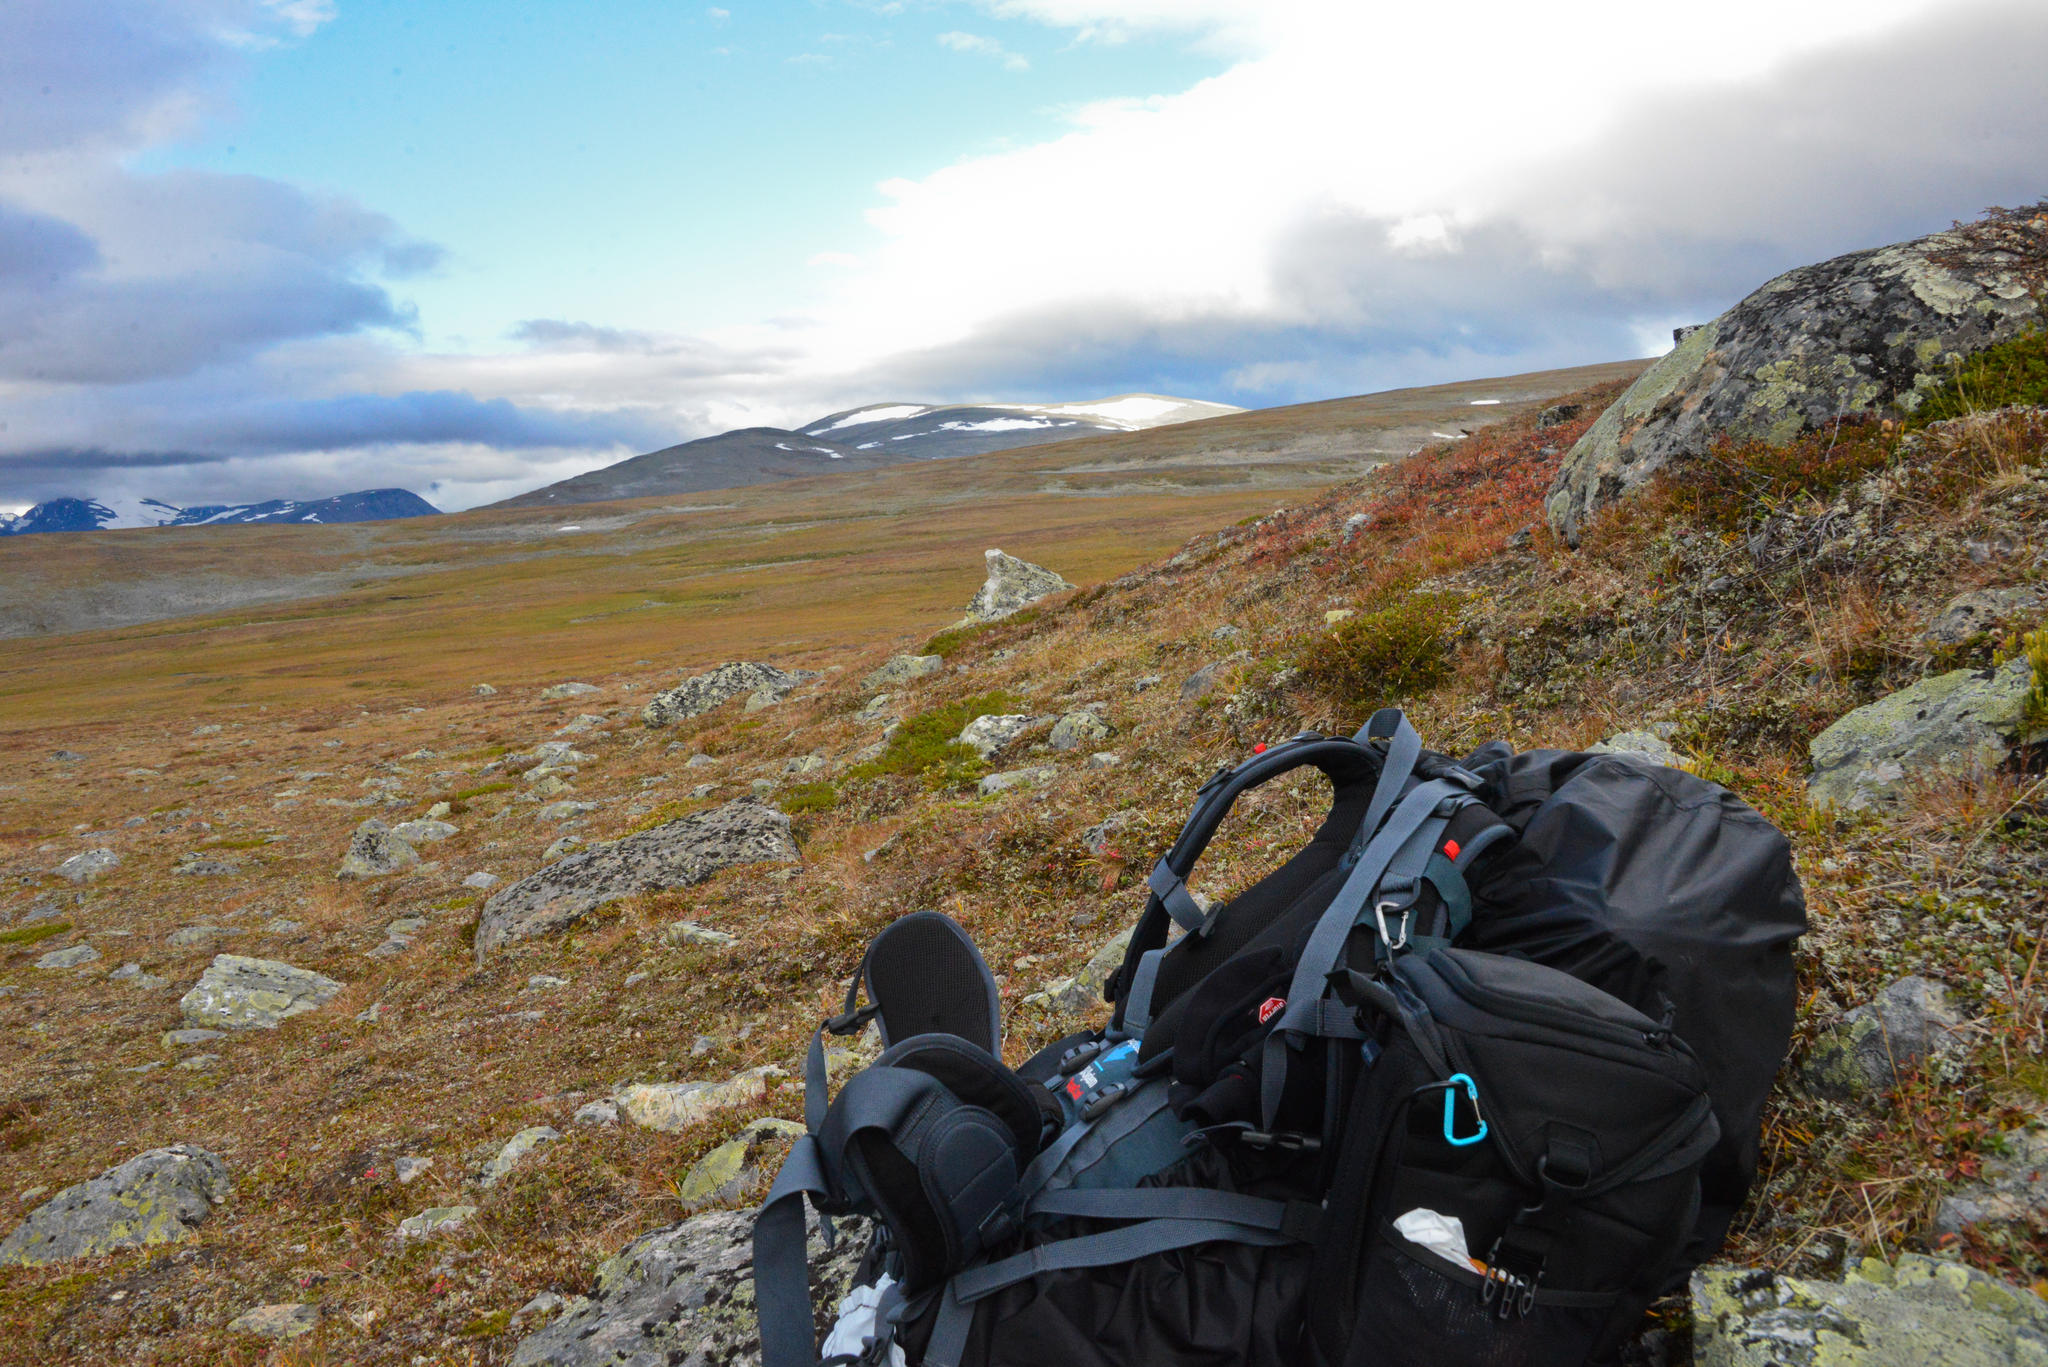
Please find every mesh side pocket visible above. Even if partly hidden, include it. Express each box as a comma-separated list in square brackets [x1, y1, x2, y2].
[1339, 1231, 1612, 1367]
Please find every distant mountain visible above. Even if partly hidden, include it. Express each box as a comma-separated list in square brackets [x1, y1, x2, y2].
[0, 488, 440, 536]
[492, 393, 1242, 509]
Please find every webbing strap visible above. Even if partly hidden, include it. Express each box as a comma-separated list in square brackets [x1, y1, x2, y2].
[1023, 1186, 1307, 1232]
[1354, 709, 1422, 848]
[1259, 776, 1465, 1128]
[754, 1135, 832, 1367]
[1121, 949, 1169, 1034]
[1146, 860, 1209, 936]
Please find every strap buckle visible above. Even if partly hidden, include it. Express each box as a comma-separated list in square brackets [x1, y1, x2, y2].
[825, 1003, 879, 1036]
[1079, 1081, 1130, 1120]
[1237, 1129, 1323, 1154]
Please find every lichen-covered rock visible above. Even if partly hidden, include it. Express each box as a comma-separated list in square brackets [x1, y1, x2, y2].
[1048, 711, 1113, 752]
[55, 848, 119, 882]
[0, 1144, 230, 1267]
[36, 943, 100, 970]
[862, 654, 943, 690]
[179, 954, 344, 1030]
[1925, 586, 2044, 647]
[1801, 975, 1964, 1101]
[1027, 926, 1136, 1017]
[336, 818, 420, 879]
[978, 765, 1056, 796]
[615, 1067, 783, 1134]
[1587, 731, 1683, 768]
[1807, 658, 2045, 810]
[642, 663, 796, 728]
[507, 1208, 868, 1367]
[1547, 218, 2048, 543]
[476, 802, 798, 958]
[227, 1302, 319, 1339]
[541, 682, 602, 701]
[957, 713, 1034, 758]
[960, 548, 1073, 624]
[477, 1126, 562, 1189]
[1936, 1126, 2048, 1238]
[390, 818, 458, 845]
[396, 1205, 477, 1240]
[1691, 1255, 2048, 1366]
[675, 1118, 806, 1211]
[1180, 656, 1245, 703]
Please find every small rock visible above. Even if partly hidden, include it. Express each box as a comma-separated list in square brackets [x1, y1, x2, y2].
[228, 1302, 318, 1340]
[336, 819, 420, 879]
[674, 1118, 807, 1211]
[540, 683, 601, 701]
[1080, 811, 1136, 858]
[1180, 656, 1245, 703]
[179, 954, 344, 1031]
[541, 836, 585, 862]
[355, 1002, 385, 1023]
[689, 783, 719, 799]
[1131, 674, 1163, 693]
[572, 1100, 619, 1128]
[168, 925, 240, 948]
[1808, 658, 2046, 809]
[614, 1067, 783, 1133]
[782, 754, 826, 776]
[979, 766, 1056, 796]
[959, 548, 1073, 624]
[175, 1054, 219, 1071]
[395, 1205, 477, 1240]
[1936, 1126, 2048, 1237]
[685, 753, 719, 769]
[1802, 975, 1965, 1100]
[664, 921, 738, 948]
[1925, 586, 2043, 647]
[50, 750, 85, 763]
[426, 801, 453, 819]
[1048, 711, 1113, 752]
[539, 801, 599, 822]
[958, 713, 1034, 758]
[512, 1292, 570, 1327]
[395, 1156, 434, 1184]
[463, 871, 500, 889]
[862, 654, 944, 690]
[1535, 403, 1583, 429]
[0, 1145, 230, 1267]
[1032, 927, 1136, 1017]
[161, 1028, 225, 1048]
[1587, 731, 1683, 767]
[1087, 751, 1121, 769]
[35, 944, 100, 970]
[1211, 624, 1242, 641]
[55, 849, 119, 883]
[170, 856, 237, 877]
[642, 662, 795, 728]
[477, 1127, 562, 1189]
[527, 975, 569, 991]
[391, 819, 458, 845]
[262, 918, 303, 934]
[474, 683, 498, 697]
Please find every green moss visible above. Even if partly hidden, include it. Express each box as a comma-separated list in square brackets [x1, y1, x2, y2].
[922, 607, 1041, 660]
[0, 922, 71, 946]
[778, 781, 838, 816]
[445, 780, 514, 804]
[1914, 328, 2048, 426]
[2022, 627, 2048, 738]
[842, 691, 1025, 789]
[462, 1308, 513, 1338]
[1294, 594, 1462, 706]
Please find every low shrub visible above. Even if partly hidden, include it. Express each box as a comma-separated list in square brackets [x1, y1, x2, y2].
[1294, 594, 1462, 706]
[1914, 328, 2048, 427]
[0, 922, 71, 947]
[844, 691, 1025, 789]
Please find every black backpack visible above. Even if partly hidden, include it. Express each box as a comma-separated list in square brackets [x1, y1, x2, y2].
[754, 711, 1805, 1367]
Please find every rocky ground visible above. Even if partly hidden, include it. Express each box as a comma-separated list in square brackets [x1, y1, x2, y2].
[2, 217, 2046, 1365]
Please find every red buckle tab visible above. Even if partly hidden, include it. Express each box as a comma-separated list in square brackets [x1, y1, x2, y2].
[1443, 838, 1462, 861]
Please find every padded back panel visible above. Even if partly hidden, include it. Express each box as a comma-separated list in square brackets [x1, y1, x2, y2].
[864, 911, 1002, 1054]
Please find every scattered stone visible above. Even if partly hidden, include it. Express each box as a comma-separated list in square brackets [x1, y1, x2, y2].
[556, 713, 608, 735]
[685, 753, 719, 769]
[863, 654, 944, 690]
[391, 818, 458, 844]
[750, 778, 777, 798]
[395, 1156, 434, 1184]
[572, 1100, 619, 1129]
[336, 818, 420, 879]
[1180, 657, 1244, 703]
[1048, 710, 1113, 752]
[1535, 402, 1583, 429]
[1080, 811, 1136, 858]
[541, 836, 585, 862]
[109, 963, 169, 990]
[1211, 624, 1242, 641]
[171, 855, 237, 877]
[168, 925, 239, 948]
[228, 1302, 318, 1340]
[1587, 731, 1683, 767]
[1802, 975, 1965, 1101]
[540, 683, 602, 701]
[463, 871, 500, 890]
[1807, 658, 2046, 810]
[664, 921, 738, 948]
[1341, 512, 1369, 542]
[1691, 1255, 2047, 1367]
[355, 1002, 385, 1023]
[396, 1205, 477, 1241]
[474, 683, 499, 697]
[526, 774, 575, 801]
[527, 975, 569, 991]
[1027, 927, 1135, 1016]
[1088, 751, 1121, 769]
[539, 800, 599, 822]
[958, 713, 1034, 758]
[688, 783, 719, 799]
[179, 954, 344, 1031]
[979, 766, 1056, 796]
[0, 1144, 230, 1267]
[504, 1208, 866, 1367]
[35, 944, 100, 970]
[641, 662, 795, 727]
[477, 1127, 562, 1189]
[1548, 218, 2048, 543]
[1936, 1125, 2048, 1238]
[175, 1054, 219, 1071]
[426, 801, 453, 819]
[476, 802, 799, 958]
[782, 754, 826, 776]
[1925, 586, 2043, 647]
[960, 548, 1074, 624]
[55, 849, 119, 883]
[50, 750, 85, 763]
[1324, 609, 1355, 624]
[162, 1028, 225, 1048]
[674, 1118, 806, 1211]
[263, 917, 303, 934]
[614, 1067, 783, 1133]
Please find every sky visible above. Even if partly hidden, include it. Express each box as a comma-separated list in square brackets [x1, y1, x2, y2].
[1, 0, 2044, 513]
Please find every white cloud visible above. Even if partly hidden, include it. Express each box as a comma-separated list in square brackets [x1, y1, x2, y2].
[707, 6, 730, 19]
[808, 251, 864, 268]
[936, 31, 1029, 70]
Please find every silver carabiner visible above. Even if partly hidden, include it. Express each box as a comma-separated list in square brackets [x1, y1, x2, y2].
[1373, 899, 1410, 950]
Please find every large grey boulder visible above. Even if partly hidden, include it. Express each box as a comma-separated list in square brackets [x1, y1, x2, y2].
[1807, 658, 2046, 810]
[643, 662, 796, 728]
[335, 818, 420, 879]
[507, 1208, 867, 1367]
[862, 654, 943, 690]
[179, 954, 344, 1030]
[1547, 217, 2047, 543]
[475, 802, 799, 958]
[0, 1144, 230, 1267]
[55, 849, 119, 883]
[957, 713, 1034, 758]
[1801, 975, 1964, 1101]
[1691, 1255, 2048, 1366]
[960, 548, 1073, 624]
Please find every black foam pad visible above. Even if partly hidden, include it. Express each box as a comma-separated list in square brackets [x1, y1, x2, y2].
[863, 910, 1002, 1055]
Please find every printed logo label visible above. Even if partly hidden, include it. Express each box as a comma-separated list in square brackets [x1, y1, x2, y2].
[1257, 996, 1286, 1025]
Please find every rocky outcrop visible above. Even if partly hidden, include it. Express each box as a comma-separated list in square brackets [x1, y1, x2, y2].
[1926, 586, 2043, 647]
[614, 1066, 782, 1133]
[675, 1118, 806, 1211]
[1547, 218, 2048, 543]
[1802, 975, 1964, 1101]
[477, 1126, 562, 1189]
[336, 818, 420, 879]
[180, 955, 343, 1030]
[957, 713, 1034, 758]
[475, 802, 799, 958]
[0, 1144, 230, 1267]
[55, 849, 119, 882]
[507, 1208, 867, 1367]
[642, 662, 797, 727]
[227, 1303, 319, 1339]
[1807, 658, 2046, 809]
[960, 549, 1073, 624]
[978, 766, 1056, 796]
[862, 654, 943, 690]
[1048, 710, 1113, 752]
[1691, 1255, 2048, 1366]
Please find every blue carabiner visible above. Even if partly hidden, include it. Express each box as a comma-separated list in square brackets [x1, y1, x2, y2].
[1442, 1072, 1487, 1147]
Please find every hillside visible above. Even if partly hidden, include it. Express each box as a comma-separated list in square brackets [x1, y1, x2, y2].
[0, 490, 441, 536]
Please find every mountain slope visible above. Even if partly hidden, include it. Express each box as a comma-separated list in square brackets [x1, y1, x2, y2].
[0, 488, 440, 535]
[487, 427, 905, 508]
